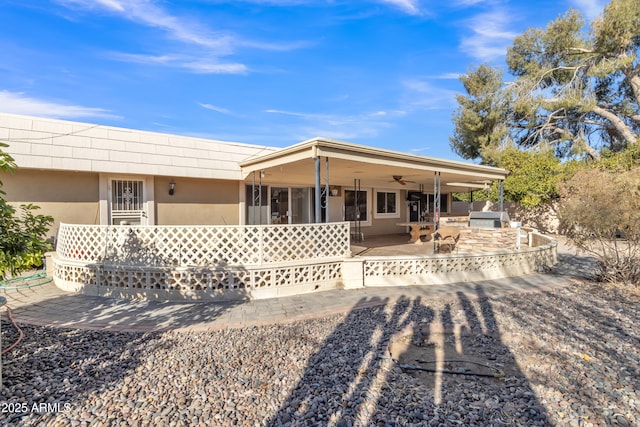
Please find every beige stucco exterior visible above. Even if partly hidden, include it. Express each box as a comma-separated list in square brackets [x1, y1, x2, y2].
[2, 169, 99, 236]
[0, 169, 243, 231]
[154, 177, 240, 225]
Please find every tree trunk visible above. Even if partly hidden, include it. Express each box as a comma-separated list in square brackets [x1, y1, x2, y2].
[591, 105, 638, 145]
[622, 67, 640, 112]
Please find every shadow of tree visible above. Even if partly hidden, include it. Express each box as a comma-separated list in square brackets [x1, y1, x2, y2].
[0, 283, 247, 425]
[268, 287, 551, 426]
[449, 286, 550, 425]
[2, 284, 247, 332]
[267, 296, 434, 425]
[0, 323, 170, 425]
[492, 282, 640, 425]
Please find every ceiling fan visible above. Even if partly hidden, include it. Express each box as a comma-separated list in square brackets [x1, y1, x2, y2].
[389, 175, 416, 185]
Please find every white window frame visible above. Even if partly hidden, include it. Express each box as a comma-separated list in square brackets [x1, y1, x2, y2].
[374, 189, 401, 219]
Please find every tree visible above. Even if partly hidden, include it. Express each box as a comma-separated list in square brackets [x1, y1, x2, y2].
[494, 147, 564, 209]
[0, 142, 53, 280]
[451, 0, 640, 163]
[450, 64, 510, 164]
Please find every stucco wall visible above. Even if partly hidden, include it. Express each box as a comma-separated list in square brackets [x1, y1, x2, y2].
[2, 169, 99, 236]
[155, 176, 240, 225]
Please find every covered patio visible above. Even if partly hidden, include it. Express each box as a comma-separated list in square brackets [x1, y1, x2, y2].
[240, 138, 509, 236]
[350, 233, 437, 256]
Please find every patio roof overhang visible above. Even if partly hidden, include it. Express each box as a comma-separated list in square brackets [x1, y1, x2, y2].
[240, 138, 508, 193]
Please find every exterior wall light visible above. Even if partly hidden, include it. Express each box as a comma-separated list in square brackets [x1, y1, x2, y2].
[169, 180, 176, 196]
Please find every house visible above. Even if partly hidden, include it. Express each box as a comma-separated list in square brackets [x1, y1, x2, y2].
[1, 113, 559, 300]
[0, 112, 508, 238]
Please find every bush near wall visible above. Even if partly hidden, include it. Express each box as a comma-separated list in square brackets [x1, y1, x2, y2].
[559, 167, 640, 285]
[1, 143, 53, 280]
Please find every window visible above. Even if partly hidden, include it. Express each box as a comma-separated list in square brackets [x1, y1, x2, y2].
[428, 194, 449, 213]
[344, 189, 368, 222]
[375, 190, 399, 218]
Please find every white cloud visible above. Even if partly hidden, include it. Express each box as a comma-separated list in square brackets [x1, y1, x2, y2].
[57, 0, 235, 51]
[434, 72, 462, 80]
[571, 0, 607, 20]
[0, 90, 117, 119]
[199, 103, 232, 115]
[402, 79, 459, 109]
[459, 10, 519, 61]
[452, 0, 491, 6]
[265, 108, 406, 140]
[183, 61, 248, 74]
[377, 0, 422, 15]
[106, 52, 248, 74]
[55, 0, 307, 75]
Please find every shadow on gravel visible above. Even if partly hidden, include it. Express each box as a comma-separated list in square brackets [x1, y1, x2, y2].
[0, 289, 246, 425]
[551, 251, 599, 280]
[268, 285, 550, 426]
[267, 295, 431, 426]
[494, 282, 640, 425]
[0, 323, 162, 425]
[442, 286, 550, 425]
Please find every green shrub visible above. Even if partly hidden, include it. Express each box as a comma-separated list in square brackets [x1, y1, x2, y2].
[0, 201, 54, 280]
[1, 143, 54, 280]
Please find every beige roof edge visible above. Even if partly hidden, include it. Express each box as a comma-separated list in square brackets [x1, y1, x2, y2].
[240, 136, 509, 177]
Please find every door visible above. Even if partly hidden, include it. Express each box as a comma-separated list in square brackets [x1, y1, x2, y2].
[270, 187, 289, 224]
[290, 187, 311, 224]
[110, 179, 145, 225]
[407, 191, 428, 222]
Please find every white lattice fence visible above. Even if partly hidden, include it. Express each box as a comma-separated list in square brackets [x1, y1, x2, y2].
[362, 233, 557, 286]
[56, 222, 350, 266]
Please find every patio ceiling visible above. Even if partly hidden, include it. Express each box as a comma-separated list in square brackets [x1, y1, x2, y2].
[240, 138, 508, 193]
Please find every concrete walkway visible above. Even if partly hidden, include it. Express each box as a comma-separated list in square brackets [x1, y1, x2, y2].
[1, 243, 592, 333]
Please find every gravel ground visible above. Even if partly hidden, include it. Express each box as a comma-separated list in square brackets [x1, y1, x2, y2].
[1, 277, 638, 427]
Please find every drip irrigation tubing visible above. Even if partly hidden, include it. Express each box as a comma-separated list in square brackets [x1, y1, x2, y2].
[1, 305, 23, 355]
[398, 358, 505, 378]
[1, 269, 51, 355]
[0, 270, 52, 290]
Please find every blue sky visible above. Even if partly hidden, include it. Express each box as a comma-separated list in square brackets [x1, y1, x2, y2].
[1, 0, 608, 160]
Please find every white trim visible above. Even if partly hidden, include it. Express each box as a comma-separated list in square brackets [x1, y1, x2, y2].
[144, 176, 155, 225]
[99, 173, 109, 225]
[238, 181, 246, 225]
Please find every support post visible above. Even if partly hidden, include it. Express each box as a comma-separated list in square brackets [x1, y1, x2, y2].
[325, 158, 330, 223]
[498, 180, 504, 211]
[433, 171, 441, 253]
[314, 156, 322, 223]
[258, 171, 263, 225]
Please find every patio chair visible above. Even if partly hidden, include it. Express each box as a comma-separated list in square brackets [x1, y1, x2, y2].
[433, 225, 460, 253]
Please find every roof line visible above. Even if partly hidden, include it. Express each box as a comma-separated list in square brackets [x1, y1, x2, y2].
[240, 137, 509, 175]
